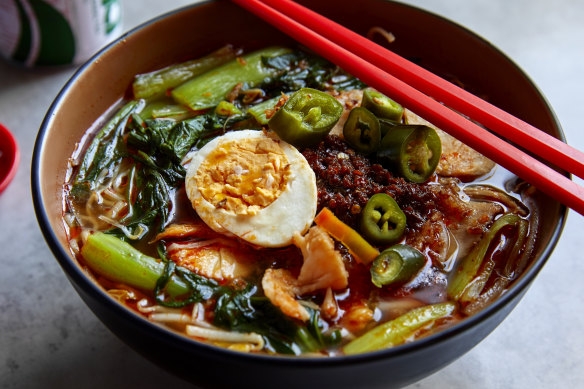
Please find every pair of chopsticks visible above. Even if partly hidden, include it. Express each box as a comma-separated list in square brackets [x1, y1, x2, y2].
[231, 0, 584, 216]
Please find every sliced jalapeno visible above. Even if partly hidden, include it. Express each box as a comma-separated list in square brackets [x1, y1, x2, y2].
[268, 87, 343, 148]
[370, 244, 425, 288]
[377, 124, 441, 183]
[343, 107, 381, 154]
[360, 193, 406, 245]
[379, 118, 397, 138]
[361, 88, 404, 122]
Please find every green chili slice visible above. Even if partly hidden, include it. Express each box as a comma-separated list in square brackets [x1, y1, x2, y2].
[361, 88, 404, 122]
[360, 193, 406, 245]
[268, 87, 343, 148]
[343, 107, 381, 154]
[379, 118, 397, 138]
[370, 244, 426, 288]
[377, 124, 441, 183]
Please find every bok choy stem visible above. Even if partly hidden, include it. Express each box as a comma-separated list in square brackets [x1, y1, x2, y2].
[171, 46, 291, 111]
[132, 45, 238, 100]
[247, 96, 280, 125]
[81, 232, 190, 297]
[343, 302, 456, 355]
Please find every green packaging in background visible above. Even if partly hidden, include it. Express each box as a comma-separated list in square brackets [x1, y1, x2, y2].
[0, 0, 122, 67]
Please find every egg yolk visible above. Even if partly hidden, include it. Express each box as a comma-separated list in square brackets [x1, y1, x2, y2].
[195, 137, 291, 215]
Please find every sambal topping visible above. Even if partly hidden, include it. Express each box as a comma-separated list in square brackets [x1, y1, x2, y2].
[303, 134, 465, 232]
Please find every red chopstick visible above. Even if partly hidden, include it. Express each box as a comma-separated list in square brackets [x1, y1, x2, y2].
[261, 0, 584, 182]
[230, 0, 584, 216]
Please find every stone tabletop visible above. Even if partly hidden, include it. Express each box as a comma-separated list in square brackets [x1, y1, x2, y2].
[1, 0, 583, 388]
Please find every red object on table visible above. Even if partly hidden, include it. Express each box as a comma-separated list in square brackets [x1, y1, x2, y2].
[0, 123, 19, 195]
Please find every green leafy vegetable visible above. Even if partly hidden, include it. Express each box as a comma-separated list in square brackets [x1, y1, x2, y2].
[154, 244, 219, 307]
[74, 100, 144, 188]
[214, 291, 340, 355]
[171, 46, 292, 111]
[82, 232, 338, 355]
[72, 103, 250, 241]
[81, 232, 191, 297]
[259, 50, 366, 95]
[343, 302, 456, 354]
[133, 45, 238, 100]
[110, 169, 172, 240]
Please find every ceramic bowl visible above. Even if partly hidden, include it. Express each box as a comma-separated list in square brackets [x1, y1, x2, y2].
[32, 1, 566, 388]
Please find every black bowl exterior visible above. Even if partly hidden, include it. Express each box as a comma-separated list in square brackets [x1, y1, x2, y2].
[32, 1, 567, 388]
[71, 268, 529, 389]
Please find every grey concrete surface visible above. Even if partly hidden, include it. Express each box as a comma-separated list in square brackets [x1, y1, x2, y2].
[1, 0, 582, 388]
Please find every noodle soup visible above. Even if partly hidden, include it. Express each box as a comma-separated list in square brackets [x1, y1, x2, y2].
[62, 45, 539, 356]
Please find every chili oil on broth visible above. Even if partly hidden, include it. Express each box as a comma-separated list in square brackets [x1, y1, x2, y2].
[60, 45, 539, 356]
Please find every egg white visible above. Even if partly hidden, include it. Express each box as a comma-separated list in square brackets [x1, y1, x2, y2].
[185, 130, 317, 248]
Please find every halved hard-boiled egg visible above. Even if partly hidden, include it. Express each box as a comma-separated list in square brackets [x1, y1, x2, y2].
[185, 130, 317, 248]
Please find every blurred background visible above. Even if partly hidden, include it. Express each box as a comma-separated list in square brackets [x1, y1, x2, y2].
[1, 0, 582, 388]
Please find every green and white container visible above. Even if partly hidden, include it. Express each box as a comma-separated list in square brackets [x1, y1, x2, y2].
[0, 0, 122, 66]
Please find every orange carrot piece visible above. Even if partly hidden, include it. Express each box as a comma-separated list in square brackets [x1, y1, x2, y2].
[314, 208, 379, 264]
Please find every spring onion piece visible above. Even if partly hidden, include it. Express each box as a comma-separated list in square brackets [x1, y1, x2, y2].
[268, 87, 343, 148]
[447, 214, 528, 301]
[247, 96, 280, 125]
[343, 302, 456, 354]
[172, 47, 291, 111]
[132, 45, 238, 99]
[343, 107, 381, 154]
[81, 232, 190, 297]
[377, 124, 441, 183]
[360, 193, 406, 245]
[370, 244, 425, 288]
[314, 207, 380, 264]
[361, 88, 404, 122]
